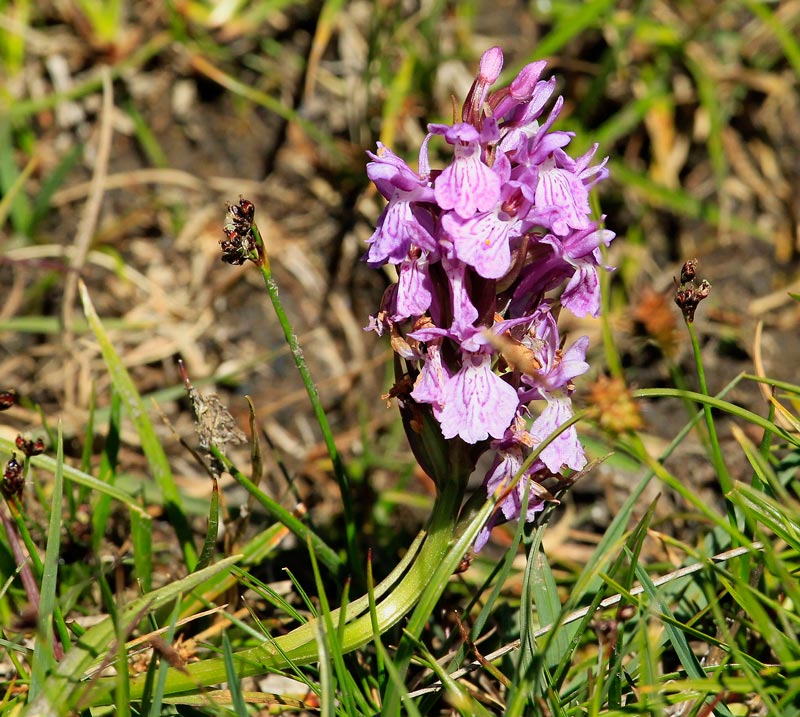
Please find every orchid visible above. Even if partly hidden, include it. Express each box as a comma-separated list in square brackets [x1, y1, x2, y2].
[365, 46, 613, 549]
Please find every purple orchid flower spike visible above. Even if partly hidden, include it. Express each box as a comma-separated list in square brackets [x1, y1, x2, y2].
[364, 46, 614, 550]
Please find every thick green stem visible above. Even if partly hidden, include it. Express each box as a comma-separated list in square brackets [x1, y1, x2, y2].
[106, 476, 466, 702]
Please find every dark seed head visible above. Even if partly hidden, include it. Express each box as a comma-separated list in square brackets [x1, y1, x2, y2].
[679, 258, 698, 284]
[15, 435, 45, 457]
[220, 248, 248, 266]
[237, 198, 255, 222]
[221, 199, 258, 265]
[227, 197, 255, 232]
[3, 454, 24, 500]
[0, 390, 15, 411]
[674, 259, 711, 323]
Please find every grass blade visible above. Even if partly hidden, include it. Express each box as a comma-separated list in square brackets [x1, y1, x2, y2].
[28, 422, 66, 699]
[210, 445, 343, 577]
[376, 642, 422, 717]
[527, 0, 616, 61]
[24, 554, 241, 714]
[130, 507, 153, 592]
[92, 389, 122, 553]
[728, 483, 800, 551]
[148, 599, 181, 717]
[79, 279, 197, 569]
[195, 476, 220, 572]
[634, 562, 734, 717]
[0, 437, 147, 517]
[0, 116, 34, 232]
[527, 538, 567, 673]
[222, 631, 248, 717]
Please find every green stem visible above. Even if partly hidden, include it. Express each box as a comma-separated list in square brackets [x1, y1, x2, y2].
[632, 387, 797, 446]
[685, 320, 735, 517]
[250, 222, 362, 582]
[666, 358, 710, 444]
[741, 373, 800, 396]
[210, 445, 343, 577]
[6, 499, 72, 657]
[598, 236, 622, 379]
[8, 499, 44, 576]
[115, 476, 466, 701]
[616, 432, 749, 546]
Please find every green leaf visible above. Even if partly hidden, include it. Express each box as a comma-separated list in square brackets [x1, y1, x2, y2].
[728, 483, 800, 552]
[29, 423, 66, 699]
[635, 563, 734, 717]
[0, 437, 147, 518]
[131, 508, 153, 592]
[223, 631, 248, 717]
[92, 389, 122, 554]
[529, 543, 567, 673]
[23, 554, 241, 715]
[195, 476, 219, 572]
[381, 478, 492, 714]
[79, 280, 197, 569]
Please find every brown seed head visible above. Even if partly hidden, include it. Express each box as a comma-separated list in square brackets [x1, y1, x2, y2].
[0, 390, 16, 411]
[15, 435, 45, 457]
[3, 454, 24, 501]
[680, 258, 698, 284]
[674, 259, 711, 323]
[220, 198, 258, 265]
